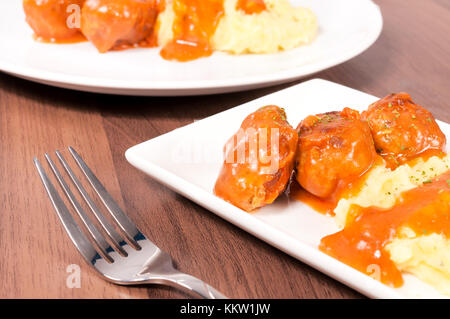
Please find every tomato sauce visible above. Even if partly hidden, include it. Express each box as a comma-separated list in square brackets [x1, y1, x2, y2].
[160, 0, 225, 62]
[33, 33, 86, 44]
[291, 161, 378, 216]
[319, 170, 450, 287]
[236, 0, 267, 14]
[404, 148, 447, 167]
[290, 182, 336, 215]
[290, 166, 373, 216]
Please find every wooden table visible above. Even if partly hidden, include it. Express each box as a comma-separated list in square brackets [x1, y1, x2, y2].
[0, 0, 448, 299]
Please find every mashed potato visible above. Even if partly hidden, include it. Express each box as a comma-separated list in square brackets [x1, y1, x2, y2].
[212, 0, 317, 54]
[333, 155, 450, 295]
[157, 0, 318, 54]
[335, 155, 450, 227]
[386, 228, 450, 296]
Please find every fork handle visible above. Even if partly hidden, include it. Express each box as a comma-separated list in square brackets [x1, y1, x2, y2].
[153, 271, 228, 299]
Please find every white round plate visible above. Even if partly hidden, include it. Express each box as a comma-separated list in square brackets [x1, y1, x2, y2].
[0, 0, 382, 96]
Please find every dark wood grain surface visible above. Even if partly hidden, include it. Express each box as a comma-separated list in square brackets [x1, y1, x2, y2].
[0, 0, 448, 298]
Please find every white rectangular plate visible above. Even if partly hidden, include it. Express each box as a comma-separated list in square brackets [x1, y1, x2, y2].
[125, 79, 450, 298]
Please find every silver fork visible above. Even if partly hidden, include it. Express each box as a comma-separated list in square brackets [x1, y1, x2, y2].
[34, 146, 226, 299]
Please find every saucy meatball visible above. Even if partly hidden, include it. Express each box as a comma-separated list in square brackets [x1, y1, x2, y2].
[214, 105, 298, 212]
[23, 0, 86, 42]
[296, 108, 377, 199]
[361, 93, 446, 169]
[81, 0, 159, 53]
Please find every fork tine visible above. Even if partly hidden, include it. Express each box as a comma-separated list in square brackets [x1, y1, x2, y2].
[55, 150, 128, 257]
[34, 157, 101, 265]
[68, 147, 142, 249]
[44, 153, 114, 263]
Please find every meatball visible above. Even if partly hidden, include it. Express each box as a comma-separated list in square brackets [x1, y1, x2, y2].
[361, 93, 446, 169]
[80, 0, 159, 53]
[296, 108, 377, 199]
[214, 105, 298, 212]
[23, 0, 86, 42]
